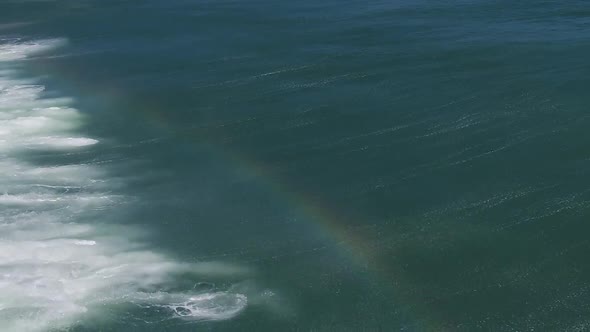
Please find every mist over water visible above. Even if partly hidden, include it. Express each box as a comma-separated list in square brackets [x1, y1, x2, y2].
[0, 40, 256, 332]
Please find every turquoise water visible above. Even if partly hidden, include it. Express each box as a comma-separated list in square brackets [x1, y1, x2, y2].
[1, 1, 590, 331]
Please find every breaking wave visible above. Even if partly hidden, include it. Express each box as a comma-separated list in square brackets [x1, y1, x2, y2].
[0, 39, 248, 332]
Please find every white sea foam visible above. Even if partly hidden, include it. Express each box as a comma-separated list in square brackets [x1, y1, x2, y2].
[164, 292, 248, 320]
[0, 39, 66, 61]
[0, 40, 250, 332]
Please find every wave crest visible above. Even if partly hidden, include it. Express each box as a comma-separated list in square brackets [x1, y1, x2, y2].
[0, 40, 249, 332]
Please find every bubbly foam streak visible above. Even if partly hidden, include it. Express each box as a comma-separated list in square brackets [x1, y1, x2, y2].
[0, 40, 247, 332]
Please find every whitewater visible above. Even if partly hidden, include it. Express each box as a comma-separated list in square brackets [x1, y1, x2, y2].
[0, 39, 249, 332]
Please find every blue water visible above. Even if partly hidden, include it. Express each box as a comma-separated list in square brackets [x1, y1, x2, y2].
[1, 1, 590, 331]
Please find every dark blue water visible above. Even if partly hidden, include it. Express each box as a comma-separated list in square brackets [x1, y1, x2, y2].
[1, 1, 590, 331]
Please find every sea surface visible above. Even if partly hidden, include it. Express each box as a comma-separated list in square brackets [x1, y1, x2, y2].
[1, 0, 590, 331]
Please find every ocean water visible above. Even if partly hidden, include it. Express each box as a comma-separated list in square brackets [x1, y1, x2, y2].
[1, 1, 590, 331]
